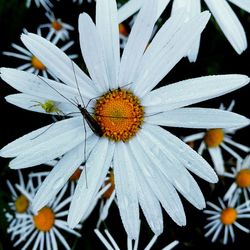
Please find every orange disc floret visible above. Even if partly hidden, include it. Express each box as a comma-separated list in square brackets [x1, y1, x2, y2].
[52, 21, 63, 31]
[204, 128, 224, 148]
[31, 56, 46, 70]
[119, 23, 129, 36]
[94, 89, 144, 142]
[220, 207, 237, 225]
[15, 195, 29, 213]
[33, 207, 55, 232]
[236, 169, 250, 188]
[103, 171, 115, 199]
[70, 168, 82, 181]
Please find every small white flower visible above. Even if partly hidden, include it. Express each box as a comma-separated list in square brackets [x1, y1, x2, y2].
[204, 196, 250, 244]
[6, 170, 33, 241]
[1, 0, 250, 240]
[118, 0, 250, 61]
[183, 101, 249, 175]
[95, 225, 179, 250]
[26, 0, 53, 11]
[224, 154, 250, 203]
[38, 12, 74, 43]
[9, 176, 82, 250]
[3, 32, 77, 80]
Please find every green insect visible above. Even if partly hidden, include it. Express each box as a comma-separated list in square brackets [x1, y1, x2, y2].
[32, 100, 63, 115]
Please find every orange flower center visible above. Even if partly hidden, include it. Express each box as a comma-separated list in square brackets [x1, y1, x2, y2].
[33, 207, 55, 231]
[204, 128, 224, 148]
[51, 21, 63, 31]
[220, 207, 237, 225]
[94, 89, 144, 141]
[15, 195, 29, 213]
[103, 171, 115, 199]
[70, 168, 82, 181]
[236, 169, 250, 188]
[119, 23, 129, 36]
[31, 56, 46, 70]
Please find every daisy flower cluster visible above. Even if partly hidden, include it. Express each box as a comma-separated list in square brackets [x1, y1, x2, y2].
[1, 0, 250, 249]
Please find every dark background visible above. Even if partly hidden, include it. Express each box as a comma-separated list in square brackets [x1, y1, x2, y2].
[0, 0, 250, 249]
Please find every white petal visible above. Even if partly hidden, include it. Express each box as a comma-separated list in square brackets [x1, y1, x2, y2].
[145, 108, 250, 129]
[20, 33, 98, 98]
[118, 0, 157, 88]
[68, 139, 114, 228]
[228, 0, 250, 12]
[96, 0, 120, 89]
[6, 94, 78, 115]
[204, 0, 247, 54]
[117, 0, 171, 23]
[129, 134, 186, 226]
[117, 0, 143, 23]
[78, 13, 110, 92]
[182, 132, 205, 142]
[128, 144, 163, 235]
[1, 68, 89, 105]
[171, 0, 201, 62]
[113, 142, 140, 240]
[140, 127, 206, 209]
[143, 124, 218, 183]
[0, 116, 84, 158]
[32, 136, 98, 212]
[6, 119, 90, 168]
[132, 11, 210, 97]
[208, 147, 225, 175]
[142, 75, 250, 113]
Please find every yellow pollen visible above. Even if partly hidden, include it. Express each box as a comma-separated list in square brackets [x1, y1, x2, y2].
[15, 195, 29, 213]
[70, 168, 82, 181]
[236, 169, 250, 188]
[33, 207, 55, 232]
[94, 89, 144, 141]
[204, 128, 224, 148]
[52, 21, 63, 31]
[103, 171, 115, 199]
[220, 207, 237, 225]
[31, 56, 46, 70]
[119, 23, 129, 36]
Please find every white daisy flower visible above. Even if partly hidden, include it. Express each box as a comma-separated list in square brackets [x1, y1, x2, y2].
[204, 196, 250, 244]
[26, 0, 53, 11]
[1, 0, 250, 240]
[3, 34, 77, 80]
[95, 225, 179, 250]
[224, 154, 250, 203]
[38, 12, 74, 44]
[6, 170, 33, 241]
[118, 0, 250, 62]
[10, 180, 82, 250]
[183, 101, 249, 175]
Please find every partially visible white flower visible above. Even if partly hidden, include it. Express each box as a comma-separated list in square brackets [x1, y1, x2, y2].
[204, 196, 250, 244]
[3, 32, 77, 80]
[9, 179, 82, 250]
[38, 12, 74, 44]
[6, 170, 33, 241]
[95, 225, 179, 250]
[183, 101, 249, 175]
[118, 0, 250, 61]
[224, 154, 250, 203]
[26, 0, 53, 11]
